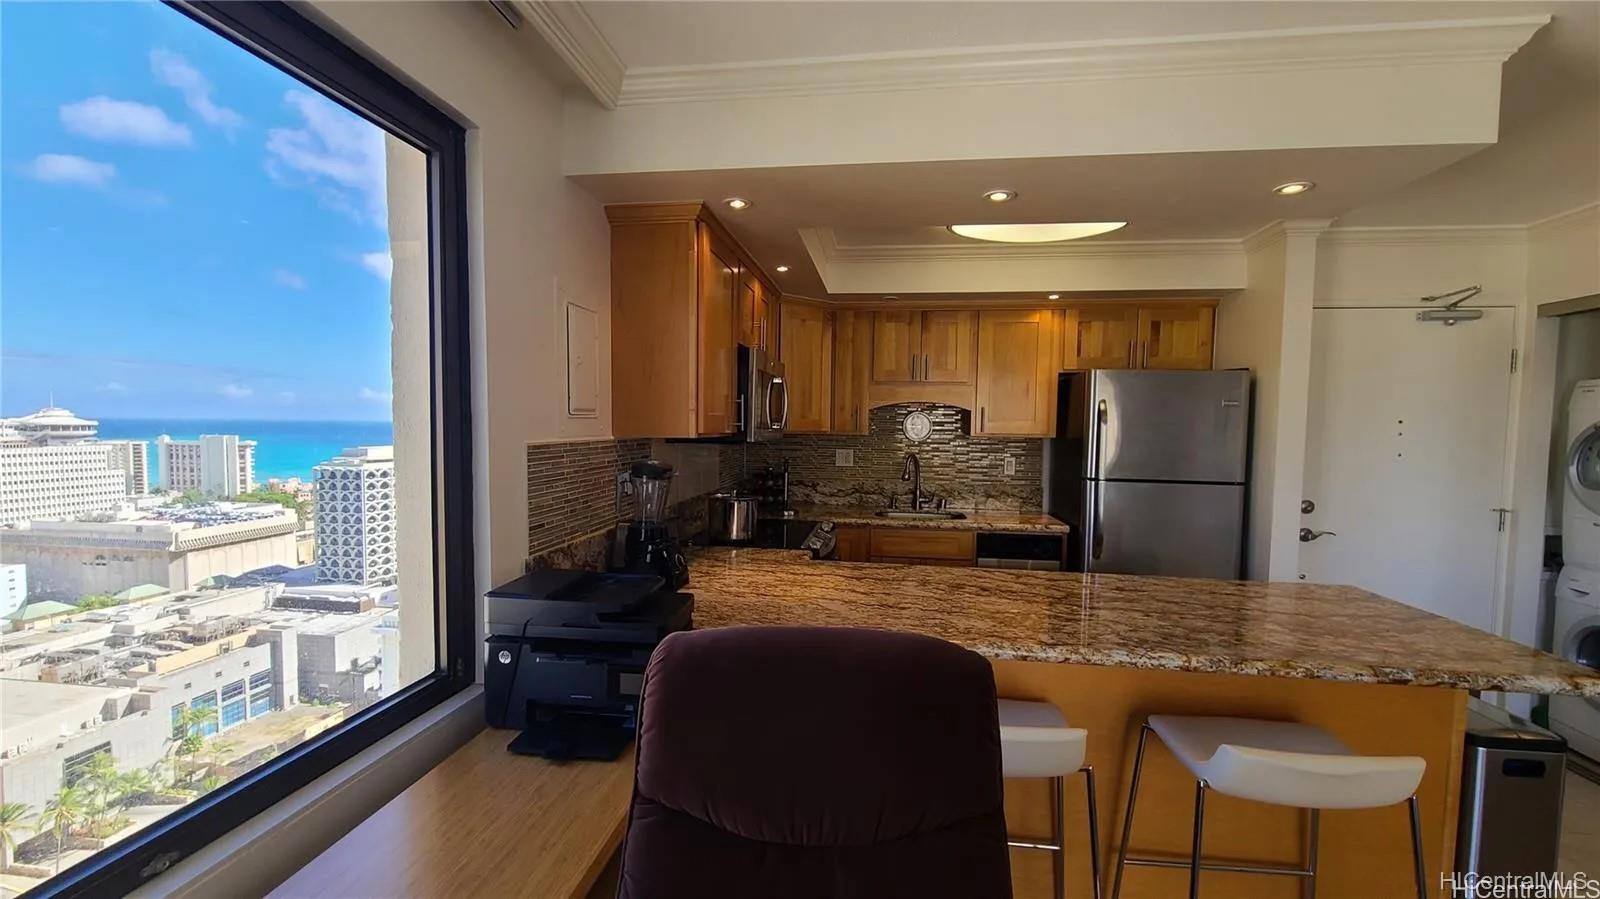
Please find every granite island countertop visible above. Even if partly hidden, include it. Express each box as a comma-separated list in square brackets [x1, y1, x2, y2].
[686, 546, 1600, 697]
[785, 503, 1068, 533]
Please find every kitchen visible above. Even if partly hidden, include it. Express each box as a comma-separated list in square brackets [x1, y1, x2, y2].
[98, 3, 1600, 899]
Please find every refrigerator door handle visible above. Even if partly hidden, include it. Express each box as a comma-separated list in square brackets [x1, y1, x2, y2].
[1089, 478, 1105, 562]
[1091, 398, 1108, 479]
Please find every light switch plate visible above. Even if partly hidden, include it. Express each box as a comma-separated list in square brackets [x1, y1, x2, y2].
[835, 449, 854, 467]
[1003, 456, 1016, 476]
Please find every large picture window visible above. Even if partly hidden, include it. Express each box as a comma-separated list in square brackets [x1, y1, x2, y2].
[0, 2, 472, 894]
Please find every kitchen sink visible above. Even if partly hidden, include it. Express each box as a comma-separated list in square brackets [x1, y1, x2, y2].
[875, 510, 968, 520]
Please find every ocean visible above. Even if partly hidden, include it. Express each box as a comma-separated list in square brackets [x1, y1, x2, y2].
[96, 419, 394, 483]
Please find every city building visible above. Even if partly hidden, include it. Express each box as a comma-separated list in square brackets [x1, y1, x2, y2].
[0, 585, 300, 812]
[0, 407, 149, 526]
[313, 446, 397, 586]
[155, 434, 258, 498]
[0, 563, 24, 619]
[0, 502, 298, 600]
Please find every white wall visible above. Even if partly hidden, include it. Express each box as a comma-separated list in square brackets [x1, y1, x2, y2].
[306, 3, 615, 620]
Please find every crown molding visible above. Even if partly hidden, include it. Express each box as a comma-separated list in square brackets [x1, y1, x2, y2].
[1319, 224, 1529, 248]
[1527, 201, 1600, 233]
[515, 1, 625, 109]
[614, 15, 1547, 106]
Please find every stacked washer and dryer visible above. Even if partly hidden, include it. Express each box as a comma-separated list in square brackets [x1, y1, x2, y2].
[1552, 379, 1600, 760]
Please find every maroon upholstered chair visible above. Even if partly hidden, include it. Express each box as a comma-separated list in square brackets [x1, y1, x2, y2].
[616, 625, 1012, 899]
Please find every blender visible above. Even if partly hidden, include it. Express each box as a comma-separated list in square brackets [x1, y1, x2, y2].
[619, 460, 689, 588]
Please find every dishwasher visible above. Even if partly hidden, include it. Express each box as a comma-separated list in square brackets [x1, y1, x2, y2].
[975, 532, 1065, 571]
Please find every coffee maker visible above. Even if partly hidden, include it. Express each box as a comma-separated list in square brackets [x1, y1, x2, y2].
[616, 460, 689, 589]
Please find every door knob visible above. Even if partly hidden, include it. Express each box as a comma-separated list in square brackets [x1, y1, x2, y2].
[1299, 528, 1336, 543]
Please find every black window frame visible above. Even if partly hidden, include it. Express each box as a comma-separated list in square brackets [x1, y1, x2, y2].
[31, 2, 475, 896]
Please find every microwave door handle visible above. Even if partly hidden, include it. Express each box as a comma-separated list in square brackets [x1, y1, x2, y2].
[773, 376, 791, 429]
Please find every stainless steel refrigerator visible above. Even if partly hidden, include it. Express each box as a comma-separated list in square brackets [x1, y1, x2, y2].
[1045, 369, 1251, 579]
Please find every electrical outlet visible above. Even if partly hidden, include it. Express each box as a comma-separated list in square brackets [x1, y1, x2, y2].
[835, 449, 854, 467]
[1003, 456, 1016, 476]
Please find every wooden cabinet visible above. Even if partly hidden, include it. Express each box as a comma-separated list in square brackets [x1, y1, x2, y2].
[1063, 306, 1139, 370]
[1137, 303, 1215, 370]
[607, 202, 778, 438]
[867, 528, 975, 566]
[975, 309, 1056, 436]
[833, 526, 870, 562]
[739, 269, 774, 353]
[779, 301, 833, 433]
[871, 311, 920, 382]
[831, 310, 872, 435]
[871, 311, 974, 384]
[1063, 302, 1216, 371]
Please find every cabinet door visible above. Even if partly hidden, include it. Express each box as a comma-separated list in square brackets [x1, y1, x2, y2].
[871, 311, 920, 382]
[831, 310, 872, 434]
[1063, 306, 1138, 370]
[697, 234, 740, 435]
[737, 269, 760, 348]
[754, 290, 773, 352]
[779, 302, 833, 432]
[920, 310, 975, 383]
[1137, 304, 1215, 370]
[833, 526, 871, 562]
[975, 310, 1056, 436]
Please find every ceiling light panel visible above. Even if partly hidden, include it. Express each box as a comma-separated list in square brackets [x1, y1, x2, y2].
[948, 222, 1126, 243]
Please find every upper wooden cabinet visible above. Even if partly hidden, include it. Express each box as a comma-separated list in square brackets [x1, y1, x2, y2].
[871, 311, 975, 384]
[831, 310, 872, 435]
[1063, 301, 1215, 371]
[607, 202, 777, 438]
[975, 310, 1057, 436]
[779, 301, 833, 433]
[1137, 303, 1215, 370]
[739, 269, 774, 354]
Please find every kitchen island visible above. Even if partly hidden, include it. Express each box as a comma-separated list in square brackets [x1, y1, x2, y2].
[689, 546, 1600, 899]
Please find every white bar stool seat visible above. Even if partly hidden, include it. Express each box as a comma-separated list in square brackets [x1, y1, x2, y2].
[998, 699, 1101, 899]
[1112, 714, 1429, 899]
[1147, 715, 1426, 810]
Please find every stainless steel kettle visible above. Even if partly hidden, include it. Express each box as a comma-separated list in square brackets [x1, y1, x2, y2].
[708, 492, 759, 542]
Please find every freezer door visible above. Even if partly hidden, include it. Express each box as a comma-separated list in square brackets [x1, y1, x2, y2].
[1084, 480, 1244, 578]
[1091, 369, 1250, 483]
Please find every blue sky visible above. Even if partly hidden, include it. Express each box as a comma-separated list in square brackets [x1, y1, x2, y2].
[2, 1, 403, 422]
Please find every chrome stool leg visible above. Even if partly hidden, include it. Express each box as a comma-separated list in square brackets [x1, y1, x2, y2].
[1303, 809, 1320, 899]
[1407, 796, 1427, 899]
[1189, 780, 1208, 899]
[1051, 775, 1065, 899]
[1083, 766, 1103, 899]
[1110, 724, 1152, 899]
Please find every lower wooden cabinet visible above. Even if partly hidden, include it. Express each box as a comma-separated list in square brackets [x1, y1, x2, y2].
[830, 526, 977, 566]
[832, 526, 870, 562]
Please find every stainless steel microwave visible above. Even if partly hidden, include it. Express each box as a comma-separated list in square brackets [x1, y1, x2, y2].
[738, 345, 788, 442]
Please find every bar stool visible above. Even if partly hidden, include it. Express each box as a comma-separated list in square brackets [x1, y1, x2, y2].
[1110, 715, 1428, 899]
[999, 699, 1102, 899]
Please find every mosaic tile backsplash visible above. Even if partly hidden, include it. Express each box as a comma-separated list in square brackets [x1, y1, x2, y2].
[740, 403, 1043, 512]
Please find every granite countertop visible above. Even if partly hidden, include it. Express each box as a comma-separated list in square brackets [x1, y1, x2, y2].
[785, 503, 1068, 533]
[685, 546, 1600, 696]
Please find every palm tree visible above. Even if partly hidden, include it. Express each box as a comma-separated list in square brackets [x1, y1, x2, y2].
[0, 801, 34, 872]
[196, 775, 226, 795]
[80, 752, 119, 831]
[37, 786, 87, 875]
[114, 769, 154, 810]
[170, 705, 218, 785]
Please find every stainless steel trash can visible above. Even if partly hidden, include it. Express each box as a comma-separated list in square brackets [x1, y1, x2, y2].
[1456, 698, 1568, 877]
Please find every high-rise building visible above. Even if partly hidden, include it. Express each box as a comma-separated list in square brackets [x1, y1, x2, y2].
[155, 434, 257, 497]
[0, 563, 25, 619]
[0, 407, 148, 526]
[313, 446, 397, 586]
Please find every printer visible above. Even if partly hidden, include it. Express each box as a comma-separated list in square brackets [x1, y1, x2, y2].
[484, 568, 692, 760]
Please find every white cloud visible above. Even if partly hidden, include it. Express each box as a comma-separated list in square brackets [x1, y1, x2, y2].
[150, 49, 242, 131]
[277, 390, 297, 403]
[360, 251, 393, 280]
[265, 90, 386, 223]
[357, 386, 392, 403]
[22, 154, 116, 188]
[219, 383, 254, 399]
[100, 381, 128, 393]
[60, 96, 191, 146]
[273, 268, 308, 290]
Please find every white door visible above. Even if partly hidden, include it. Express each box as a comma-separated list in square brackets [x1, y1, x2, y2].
[1300, 307, 1515, 632]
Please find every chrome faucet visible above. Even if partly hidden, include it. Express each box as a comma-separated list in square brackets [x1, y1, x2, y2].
[900, 452, 924, 511]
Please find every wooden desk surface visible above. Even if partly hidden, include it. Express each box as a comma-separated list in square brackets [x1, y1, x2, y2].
[270, 728, 634, 899]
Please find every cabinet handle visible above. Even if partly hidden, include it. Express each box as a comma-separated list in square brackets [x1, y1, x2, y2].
[910, 351, 917, 380]
[1127, 340, 1135, 368]
[980, 407, 986, 432]
[923, 354, 929, 380]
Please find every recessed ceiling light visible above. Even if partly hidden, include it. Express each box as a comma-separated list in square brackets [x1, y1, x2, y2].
[983, 189, 1018, 203]
[775, 265, 790, 273]
[948, 222, 1127, 243]
[723, 197, 752, 210]
[1272, 181, 1315, 196]
[1047, 294, 1061, 300]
